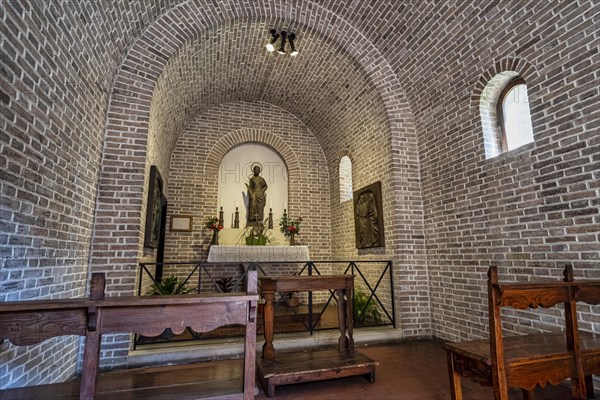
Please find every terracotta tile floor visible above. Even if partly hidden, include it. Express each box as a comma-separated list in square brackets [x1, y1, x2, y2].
[256, 340, 575, 400]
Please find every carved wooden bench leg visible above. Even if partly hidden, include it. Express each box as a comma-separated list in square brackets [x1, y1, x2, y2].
[521, 389, 535, 400]
[267, 381, 276, 398]
[446, 350, 463, 400]
[363, 367, 375, 383]
[80, 307, 102, 400]
[585, 375, 596, 399]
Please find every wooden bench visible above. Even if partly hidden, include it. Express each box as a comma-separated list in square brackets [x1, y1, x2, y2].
[443, 265, 600, 400]
[0, 270, 259, 400]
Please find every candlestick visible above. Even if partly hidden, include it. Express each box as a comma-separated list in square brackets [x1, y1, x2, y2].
[219, 206, 224, 227]
[268, 208, 273, 229]
[234, 207, 239, 229]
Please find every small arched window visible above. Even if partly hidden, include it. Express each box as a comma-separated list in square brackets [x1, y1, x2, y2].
[339, 156, 353, 202]
[479, 71, 534, 159]
[497, 77, 534, 152]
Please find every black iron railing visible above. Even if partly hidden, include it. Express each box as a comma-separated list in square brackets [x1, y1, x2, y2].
[136, 260, 394, 346]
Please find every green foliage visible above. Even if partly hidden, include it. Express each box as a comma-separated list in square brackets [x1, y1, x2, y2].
[353, 290, 382, 325]
[244, 219, 270, 246]
[146, 275, 192, 295]
[215, 276, 237, 293]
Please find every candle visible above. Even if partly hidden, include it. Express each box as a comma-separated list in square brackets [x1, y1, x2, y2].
[284, 201, 287, 209]
[236, 199, 239, 207]
[270, 200, 272, 208]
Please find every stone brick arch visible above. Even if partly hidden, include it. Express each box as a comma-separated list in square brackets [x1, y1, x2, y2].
[91, 0, 416, 279]
[202, 128, 301, 180]
[470, 57, 537, 110]
[470, 57, 538, 159]
[90, 2, 420, 367]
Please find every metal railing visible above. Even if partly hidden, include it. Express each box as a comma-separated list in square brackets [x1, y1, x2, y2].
[136, 260, 394, 346]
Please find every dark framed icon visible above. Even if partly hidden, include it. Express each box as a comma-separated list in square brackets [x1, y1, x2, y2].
[353, 181, 385, 249]
[144, 165, 164, 248]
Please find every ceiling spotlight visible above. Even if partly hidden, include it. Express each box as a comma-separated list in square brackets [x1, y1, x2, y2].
[266, 29, 279, 52]
[277, 31, 287, 55]
[288, 33, 299, 56]
[266, 29, 298, 56]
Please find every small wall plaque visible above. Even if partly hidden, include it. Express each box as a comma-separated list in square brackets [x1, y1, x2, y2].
[170, 215, 193, 232]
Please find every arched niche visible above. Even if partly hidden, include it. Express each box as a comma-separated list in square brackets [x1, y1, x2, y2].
[217, 143, 288, 227]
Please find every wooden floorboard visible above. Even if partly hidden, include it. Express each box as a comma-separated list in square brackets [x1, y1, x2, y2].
[1, 340, 578, 400]
[1, 359, 244, 400]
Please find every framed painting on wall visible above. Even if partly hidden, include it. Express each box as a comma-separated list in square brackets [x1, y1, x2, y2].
[353, 181, 385, 249]
[144, 165, 164, 248]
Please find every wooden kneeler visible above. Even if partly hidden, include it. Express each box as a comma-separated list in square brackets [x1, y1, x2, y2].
[256, 275, 378, 397]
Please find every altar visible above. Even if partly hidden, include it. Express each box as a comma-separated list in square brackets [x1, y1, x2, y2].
[207, 245, 309, 263]
[207, 228, 310, 263]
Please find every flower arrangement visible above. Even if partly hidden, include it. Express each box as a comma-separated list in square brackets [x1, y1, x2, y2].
[204, 216, 223, 232]
[245, 219, 270, 245]
[279, 215, 302, 237]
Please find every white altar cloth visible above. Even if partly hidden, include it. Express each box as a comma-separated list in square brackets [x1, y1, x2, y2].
[207, 245, 310, 263]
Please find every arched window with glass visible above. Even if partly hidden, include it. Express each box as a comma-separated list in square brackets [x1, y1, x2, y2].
[497, 77, 534, 152]
[339, 155, 353, 202]
[479, 71, 535, 159]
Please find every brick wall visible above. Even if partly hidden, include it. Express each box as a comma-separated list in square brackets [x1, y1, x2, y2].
[387, 1, 600, 340]
[95, 3, 428, 348]
[0, 0, 175, 386]
[2, 0, 597, 390]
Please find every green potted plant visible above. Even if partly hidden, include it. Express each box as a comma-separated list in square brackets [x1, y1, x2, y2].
[146, 275, 192, 295]
[215, 276, 238, 293]
[353, 290, 383, 326]
[244, 220, 270, 245]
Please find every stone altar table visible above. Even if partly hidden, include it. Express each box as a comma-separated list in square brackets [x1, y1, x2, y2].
[207, 245, 310, 263]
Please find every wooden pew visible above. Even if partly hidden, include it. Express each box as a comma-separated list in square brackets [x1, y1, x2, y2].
[443, 265, 600, 400]
[0, 270, 259, 400]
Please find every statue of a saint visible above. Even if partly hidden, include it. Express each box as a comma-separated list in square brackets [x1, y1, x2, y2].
[247, 164, 268, 225]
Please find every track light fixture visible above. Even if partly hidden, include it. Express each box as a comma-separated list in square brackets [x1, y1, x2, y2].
[288, 33, 298, 56]
[266, 29, 298, 56]
[266, 29, 279, 52]
[277, 31, 287, 54]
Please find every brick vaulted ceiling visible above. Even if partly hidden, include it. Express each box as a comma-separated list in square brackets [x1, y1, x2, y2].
[149, 18, 384, 157]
